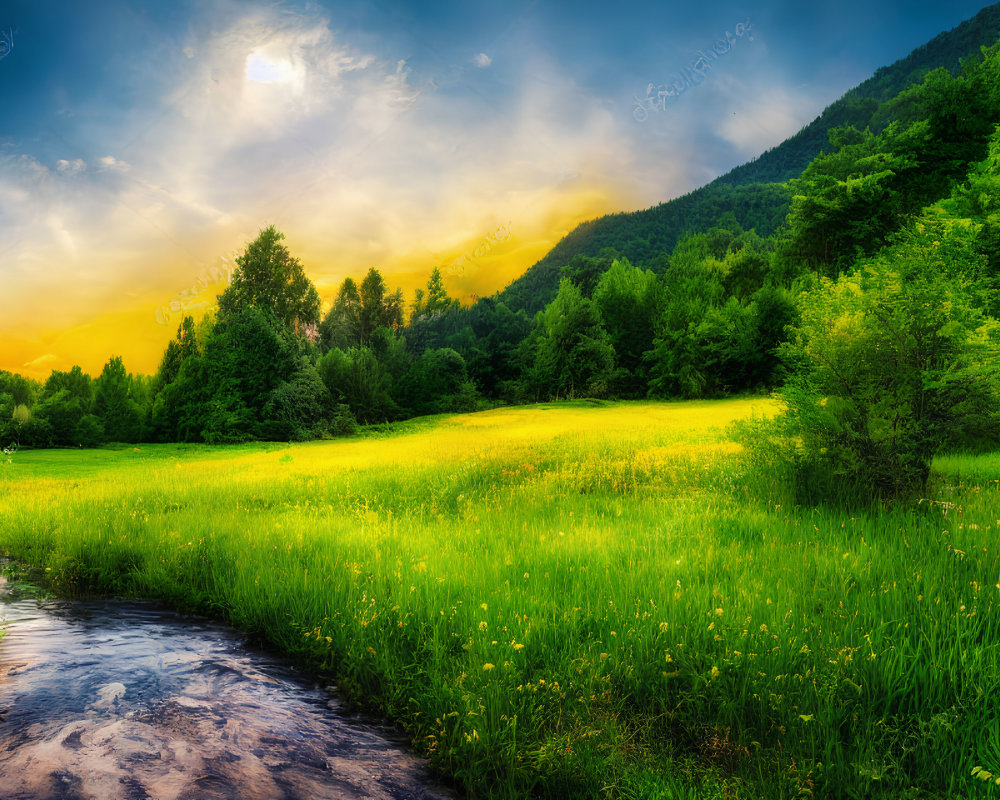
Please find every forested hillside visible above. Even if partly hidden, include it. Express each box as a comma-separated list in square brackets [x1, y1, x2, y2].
[494, 0, 1000, 314]
[716, 0, 1000, 187]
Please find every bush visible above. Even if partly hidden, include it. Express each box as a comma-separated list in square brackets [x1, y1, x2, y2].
[766, 220, 999, 502]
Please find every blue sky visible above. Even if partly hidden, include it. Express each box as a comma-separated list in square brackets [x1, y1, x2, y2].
[1, 0, 996, 375]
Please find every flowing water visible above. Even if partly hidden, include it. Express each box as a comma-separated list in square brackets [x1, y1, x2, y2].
[0, 577, 456, 800]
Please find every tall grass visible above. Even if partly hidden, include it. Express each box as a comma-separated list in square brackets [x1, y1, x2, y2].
[1, 398, 998, 799]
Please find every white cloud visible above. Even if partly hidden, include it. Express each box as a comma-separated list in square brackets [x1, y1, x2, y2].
[473, 52, 492, 68]
[55, 158, 86, 175]
[97, 155, 130, 172]
[0, 3, 647, 337]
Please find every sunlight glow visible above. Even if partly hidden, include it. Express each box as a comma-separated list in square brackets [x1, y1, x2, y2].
[245, 52, 298, 84]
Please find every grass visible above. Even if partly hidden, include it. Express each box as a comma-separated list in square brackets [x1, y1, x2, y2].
[1, 397, 999, 798]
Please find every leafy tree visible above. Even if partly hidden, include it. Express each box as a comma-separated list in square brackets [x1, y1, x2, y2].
[154, 316, 199, 392]
[42, 365, 93, 411]
[398, 348, 478, 416]
[200, 306, 300, 442]
[0, 372, 38, 449]
[949, 123, 1000, 315]
[320, 277, 363, 351]
[322, 269, 404, 349]
[31, 390, 87, 446]
[523, 279, 615, 400]
[317, 346, 399, 423]
[153, 306, 328, 443]
[773, 219, 999, 501]
[27, 366, 95, 446]
[369, 326, 411, 385]
[774, 125, 917, 277]
[261, 359, 340, 441]
[462, 298, 532, 399]
[152, 354, 214, 442]
[217, 226, 321, 333]
[75, 414, 106, 448]
[560, 249, 621, 298]
[592, 258, 663, 396]
[0, 371, 38, 408]
[412, 267, 458, 319]
[94, 356, 143, 442]
[359, 267, 404, 342]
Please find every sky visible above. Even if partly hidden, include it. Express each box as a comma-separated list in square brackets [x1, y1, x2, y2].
[1, 0, 996, 379]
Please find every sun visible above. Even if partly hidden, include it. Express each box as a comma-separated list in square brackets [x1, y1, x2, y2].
[245, 51, 299, 84]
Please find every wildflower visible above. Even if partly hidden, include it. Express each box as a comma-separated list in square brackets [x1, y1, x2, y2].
[479, 621, 488, 631]
[513, 643, 524, 651]
[711, 666, 719, 679]
[483, 663, 495, 671]
[714, 608, 724, 617]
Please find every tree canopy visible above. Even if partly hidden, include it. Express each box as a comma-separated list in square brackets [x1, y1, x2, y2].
[217, 225, 321, 333]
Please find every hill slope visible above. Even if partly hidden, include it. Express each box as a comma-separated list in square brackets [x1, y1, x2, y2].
[494, 2, 1000, 315]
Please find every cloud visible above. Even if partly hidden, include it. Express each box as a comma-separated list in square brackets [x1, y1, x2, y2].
[55, 158, 86, 175]
[473, 52, 492, 68]
[23, 353, 58, 369]
[714, 81, 810, 154]
[1, 2, 647, 376]
[97, 155, 130, 172]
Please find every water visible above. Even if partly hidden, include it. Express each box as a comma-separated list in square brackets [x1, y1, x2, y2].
[0, 578, 456, 800]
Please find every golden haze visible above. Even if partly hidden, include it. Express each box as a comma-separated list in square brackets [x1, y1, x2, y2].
[1, 185, 629, 381]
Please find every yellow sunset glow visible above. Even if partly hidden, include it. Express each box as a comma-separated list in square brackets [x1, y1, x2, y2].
[0, 181, 630, 380]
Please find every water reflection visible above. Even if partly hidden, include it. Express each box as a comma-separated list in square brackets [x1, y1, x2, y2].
[0, 578, 454, 800]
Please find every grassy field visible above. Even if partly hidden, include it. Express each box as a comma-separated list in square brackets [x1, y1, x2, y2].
[2, 398, 1000, 799]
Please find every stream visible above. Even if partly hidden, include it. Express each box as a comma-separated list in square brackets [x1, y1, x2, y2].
[0, 577, 456, 800]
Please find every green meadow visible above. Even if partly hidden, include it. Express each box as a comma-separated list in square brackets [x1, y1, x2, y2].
[2, 398, 1000, 799]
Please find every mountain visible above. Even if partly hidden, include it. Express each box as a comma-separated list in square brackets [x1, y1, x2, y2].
[494, 2, 1000, 316]
[716, 1, 1000, 187]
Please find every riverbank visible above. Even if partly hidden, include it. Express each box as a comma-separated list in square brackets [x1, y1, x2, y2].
[1, 399, 998, 798]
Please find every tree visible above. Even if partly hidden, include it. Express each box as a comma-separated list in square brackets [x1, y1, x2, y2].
[774, 125, 918, 277]
[28, 366, 95, 446]
[592, 258, 663, 397]
[320, 278, 362, 350]
[359, 267, 404, 342]
[261, 359, 340, 441]
[95, 356, 143, 442]
[773, 219, 999, 500]
[317, 345, 399, 423]
[523, 279, 615, 400]
[411, 267, 458, 320]
[398, 348, 478, 416]
[155, 316, 199, 392]
[217, 226, 321, 333]
[560, 249, 620, 298]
